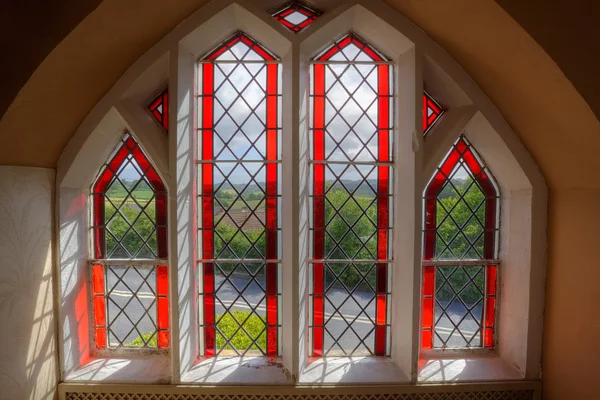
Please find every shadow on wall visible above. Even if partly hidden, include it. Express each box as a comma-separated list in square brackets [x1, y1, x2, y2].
[0, 167, 58, 400]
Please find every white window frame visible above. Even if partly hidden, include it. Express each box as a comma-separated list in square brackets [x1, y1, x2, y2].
[55, 0, 547, 387]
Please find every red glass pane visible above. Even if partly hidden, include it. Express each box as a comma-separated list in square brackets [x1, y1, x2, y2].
[92, 264, 105, 294]
[157, 297, 169, 329]
[484, 328, 494, 348]
[158, 330, 169, 349]
[96, 328, 107, 349]
[374, 325, 386, 355]
[423, 266, 435, 297]
[422, 298, 433, 329]
[156, 265, 168, 296]
[273, 4, 320, 33]
[421, 330, 432, 350]
[485, 297, 496, 328]
[94, 296, 106, 326]
[486, 265, 497, 296]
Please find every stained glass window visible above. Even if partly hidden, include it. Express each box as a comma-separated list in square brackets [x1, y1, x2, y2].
[421, 136, 499, 350]
[148, 89, 169, 132]
[309, 33, 393, 357]
[273, 3, 320, 33]
[423, 91, 443, 135]
[91, 133, 169, 349]
[197, 32, 282, 357]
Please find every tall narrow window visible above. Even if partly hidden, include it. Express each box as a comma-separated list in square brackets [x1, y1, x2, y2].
[309, 33, 393, 357]
[197, 32, 281, 357]
[421, 136, 499, 350]
[148, 89, 169, 132]
[91, 133, 169, 349]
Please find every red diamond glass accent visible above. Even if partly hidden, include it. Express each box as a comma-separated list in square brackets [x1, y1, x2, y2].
[91, 133, 169, 349]
[310, 33, 392, 357]
[149, 89, 169, 132]
[423, 91, 443, 135]
[421, 136, 499, 350]
[198, 32, 281, 357]
[273, 3, 320, 33]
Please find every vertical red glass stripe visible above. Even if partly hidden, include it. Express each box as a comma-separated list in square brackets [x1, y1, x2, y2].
[156, 263, 169, 349]
[92, 264, 106, 348]
[201, 62, 216, 356]
[157, 298, 169, 329]
[156, 265, 168, 296]
[312, 62, 326, 357]
[265, 63, 279, 356]
[374, 64, 389, 356]
[422, 266, 435, 349]
[484, 264, 497, 348]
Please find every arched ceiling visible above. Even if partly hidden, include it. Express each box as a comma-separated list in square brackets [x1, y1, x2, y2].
[0, 0, 599, 190]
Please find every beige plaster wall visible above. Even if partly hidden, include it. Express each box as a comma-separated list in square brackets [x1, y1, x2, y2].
[0, 0, 599, 398]
[0, 167, 57, 400]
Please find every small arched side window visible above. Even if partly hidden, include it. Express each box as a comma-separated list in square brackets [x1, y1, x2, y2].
[197, 32, 282, 357]
[308, 33, 393, 357]
[421, 135, 499, 350]
[90, 133, 169, 350]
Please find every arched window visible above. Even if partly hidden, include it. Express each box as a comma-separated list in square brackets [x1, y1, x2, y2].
[309, 33, 393, 357]
[421, 136, 499, 350]
[90, 133, 169, 350]
[197, 32, 282, 357]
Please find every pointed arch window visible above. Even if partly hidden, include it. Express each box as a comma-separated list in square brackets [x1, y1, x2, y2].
[91, 133, 169, 350]
[197, 32, 282, 357]
[421, 136, 499, 350]
[309, 33, 393, 357]
[272, 3, 320, 33]
[148, 89, 169, 132]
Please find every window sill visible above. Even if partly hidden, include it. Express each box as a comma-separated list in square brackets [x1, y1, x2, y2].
[418, 355, 523, 383]
[64, 356, 170, 383]
[299, 357, 410, 385]
[180, 357, 294, 384]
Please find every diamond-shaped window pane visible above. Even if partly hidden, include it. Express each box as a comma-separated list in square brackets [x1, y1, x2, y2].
[273, 4, 320, 33]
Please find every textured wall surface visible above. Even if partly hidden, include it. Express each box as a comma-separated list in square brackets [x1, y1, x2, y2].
[0, 167, 57, 400]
